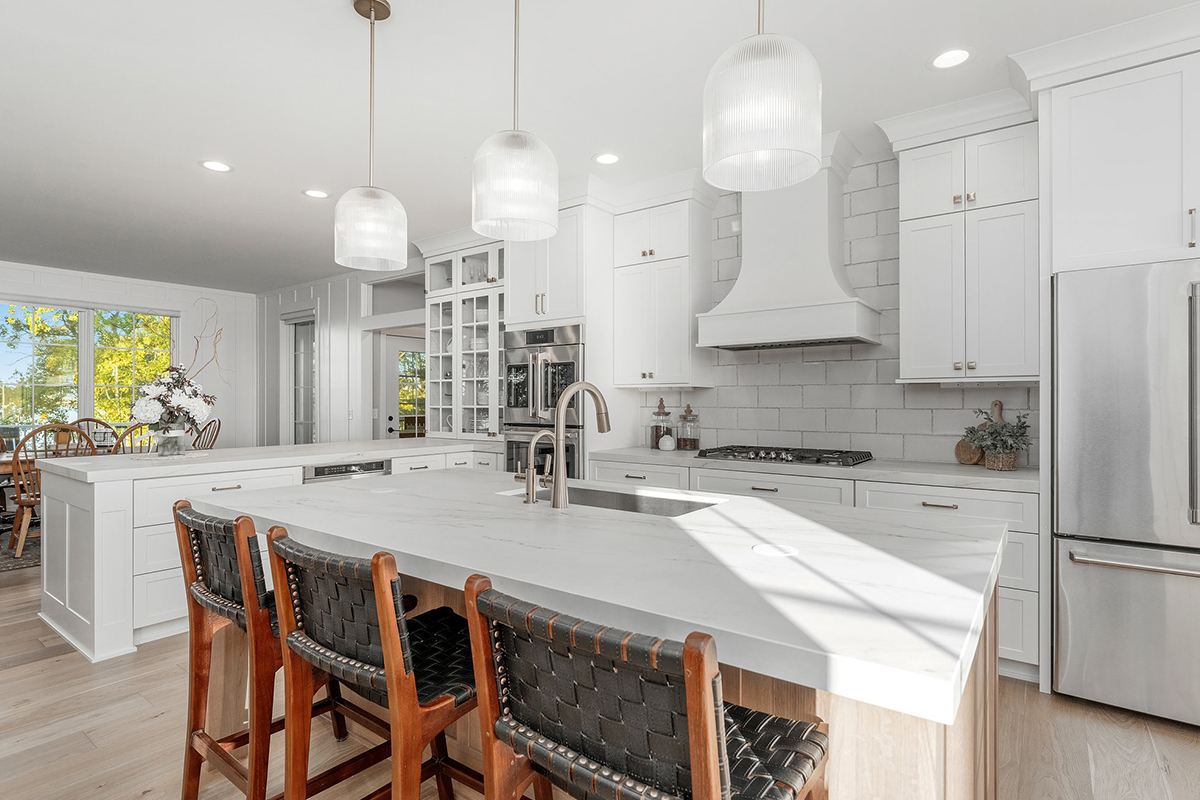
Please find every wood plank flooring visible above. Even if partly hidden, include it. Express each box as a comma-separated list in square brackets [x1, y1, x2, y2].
[3, 566, 1198, 799]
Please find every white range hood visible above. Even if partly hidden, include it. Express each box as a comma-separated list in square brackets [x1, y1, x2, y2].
[697, 132, 881, 350]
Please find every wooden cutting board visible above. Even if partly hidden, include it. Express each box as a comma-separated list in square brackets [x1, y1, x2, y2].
[954, 400, 1004, 465]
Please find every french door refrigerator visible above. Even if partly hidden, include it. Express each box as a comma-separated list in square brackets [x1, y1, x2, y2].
[1054, 261, 1200, 725]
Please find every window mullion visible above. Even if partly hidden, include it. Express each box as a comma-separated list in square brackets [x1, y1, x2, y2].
[79, 309, 95, 419]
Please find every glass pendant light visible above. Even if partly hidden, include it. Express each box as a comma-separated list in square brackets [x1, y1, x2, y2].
[702, 0, 822, 192]
[334, 0, 408, 271]
[471, 0, 559, 241]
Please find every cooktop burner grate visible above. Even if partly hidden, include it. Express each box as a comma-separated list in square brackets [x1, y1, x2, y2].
[694, 446, 874, 467]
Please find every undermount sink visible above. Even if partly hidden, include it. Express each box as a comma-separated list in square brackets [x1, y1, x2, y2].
[533, 486, 717, 518]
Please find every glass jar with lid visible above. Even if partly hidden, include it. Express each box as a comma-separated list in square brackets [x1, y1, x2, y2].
[650, 397, 673, 450]
[677, 404, 700, 451]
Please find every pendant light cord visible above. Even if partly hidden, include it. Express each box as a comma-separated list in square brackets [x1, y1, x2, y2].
[368, 1, 376, 186]
[758, 0, 765, 35]
[513, 0, 520, 131]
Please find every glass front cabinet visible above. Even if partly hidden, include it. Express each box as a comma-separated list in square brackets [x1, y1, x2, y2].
[425, 244, 505, 440]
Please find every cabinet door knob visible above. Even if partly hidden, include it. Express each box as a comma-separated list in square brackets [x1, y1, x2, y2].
[648, 372, 655, 379]
[487, 277, 498, 283]
[641, 250, 648, 257]
[967, 361, 977, 370]
[648, 248, 655, 256]
[641, 372, 647, 379]
[953, 194, 963, 204]
[966, 192, 977, 202]
[953, 361, 964, 370]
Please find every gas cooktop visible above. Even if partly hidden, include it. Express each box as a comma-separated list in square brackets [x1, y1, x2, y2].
[695, 445, 874, 467]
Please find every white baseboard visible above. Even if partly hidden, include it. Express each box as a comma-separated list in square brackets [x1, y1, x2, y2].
[999, 658, 1039, 683]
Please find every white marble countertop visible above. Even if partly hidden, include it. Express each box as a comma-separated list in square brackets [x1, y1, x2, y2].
[36, 438, 504, 483]
[191, 470, 1006, 725]
[591, 447, 1039, 492]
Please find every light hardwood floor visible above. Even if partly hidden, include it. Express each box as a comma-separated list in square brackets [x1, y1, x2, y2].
[2, 566, 1197, 800]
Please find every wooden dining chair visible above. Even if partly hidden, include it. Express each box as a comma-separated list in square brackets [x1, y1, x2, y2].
[192, 419, 220, 450]
[464, 574, 831, 800]
[69, 417, 119, 453]
[113, 423, 156, 454]
[10, 424, 97, 558]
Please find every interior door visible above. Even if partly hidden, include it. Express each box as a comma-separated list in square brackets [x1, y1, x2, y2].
[380, 334, 402, 439]
[964, 200, 1039, 378]
[899, 214, 965, 380]
[1051, 52, 1200, 271]
[899, 139, 965, 220]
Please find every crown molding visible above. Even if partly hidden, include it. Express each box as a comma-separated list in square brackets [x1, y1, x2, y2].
[875, 89, 1033, 153]
[1010, 2, 1200, 95]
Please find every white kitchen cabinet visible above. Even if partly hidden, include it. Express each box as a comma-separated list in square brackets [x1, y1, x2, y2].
[997, 588, 1039, 665]
[614, 201, 690, 267]
[965, 201, 1039, 379]
[900, 123, 1037, 222]
[899, 139, 965, 221]
[506, 205, 585, 329]
[854, 481, 1039, 534]
[589, 460, 690, 490]
[613, 257, 712, 388]
[471, 452, 500, 471]
[391, 453, 447, 473]
[690, 468, 854, 505]
[426, 278, 505, 441]
[426, 244, 504, 298]
[899, 200, 1039, 382]
[1050, 53, 1200, 272]
[899, 214, 965, 381]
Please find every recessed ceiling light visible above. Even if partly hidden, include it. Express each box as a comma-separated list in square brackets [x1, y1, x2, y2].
[593, 153, 620, 165]
[930, 49, 972, 70]
[200, 160, 233, 172]
[303, 189, 329, 199]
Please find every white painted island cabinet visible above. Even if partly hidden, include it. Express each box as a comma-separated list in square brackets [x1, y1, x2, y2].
[1049, 52, 1200, 272]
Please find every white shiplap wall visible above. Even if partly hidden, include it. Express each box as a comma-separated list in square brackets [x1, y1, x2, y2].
[642, 155, 1039, 465]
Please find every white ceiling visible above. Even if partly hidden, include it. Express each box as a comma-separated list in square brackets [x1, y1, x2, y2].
[0, 0, 1187, 293]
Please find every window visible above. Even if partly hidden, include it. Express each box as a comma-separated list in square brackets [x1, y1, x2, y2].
[397, 350, 425, 438]
[291, 320, 317, 444]
[0, 304, 80, 424]
[93, 310, 173, 424]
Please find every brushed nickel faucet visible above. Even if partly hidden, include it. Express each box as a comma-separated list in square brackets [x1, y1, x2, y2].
[519, 429, 557, 504]
[552, 381, 610, 509]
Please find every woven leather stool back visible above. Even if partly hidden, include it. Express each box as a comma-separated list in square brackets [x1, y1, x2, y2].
[175, 504, 270, 617]
[475, 588, 725, 800]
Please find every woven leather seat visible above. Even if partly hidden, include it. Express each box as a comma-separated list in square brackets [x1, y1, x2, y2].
[466, 578, 829, 800]
[178, 505, 274, 632]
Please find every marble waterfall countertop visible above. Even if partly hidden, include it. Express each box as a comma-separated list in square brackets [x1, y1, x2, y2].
[35, 439, 503, 483]
[191, 470, 1006, 725]
[591, 446, 1040, 492]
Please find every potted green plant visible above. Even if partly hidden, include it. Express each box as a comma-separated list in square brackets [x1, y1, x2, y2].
[962, 408, 1031, 471]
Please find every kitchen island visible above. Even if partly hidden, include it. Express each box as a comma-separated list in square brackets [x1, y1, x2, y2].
[35, 439, 503, 661]
[193, 469, 1005, 800]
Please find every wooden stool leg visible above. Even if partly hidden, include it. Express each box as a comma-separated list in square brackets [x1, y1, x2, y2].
[326, 680, 349, 742]
[182, 618, 215, 800]
[532, 774, 553, 800]
[392, 739, 425, 800]
[284, 661, 316, 800]
[430, 732, 456, 800]
[245, 660, 276, 800]
[9, 505, 23, 550]
[14, 505, 33, 560]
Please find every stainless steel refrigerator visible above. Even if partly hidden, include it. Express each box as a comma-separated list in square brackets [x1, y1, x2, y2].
[1054, 261, 1200, 725]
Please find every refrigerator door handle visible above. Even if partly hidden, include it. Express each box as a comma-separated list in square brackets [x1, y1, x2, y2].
[1069, 550, 1200, 579]
[1191, 283, 1200, 524]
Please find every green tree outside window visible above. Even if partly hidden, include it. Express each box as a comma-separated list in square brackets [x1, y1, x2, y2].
[0, 305, 80, 424]
[93, 310, 173, 423]
[398, 350, 425, 436]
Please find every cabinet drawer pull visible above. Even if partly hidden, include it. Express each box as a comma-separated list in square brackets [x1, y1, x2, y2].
[966, 191, 976, 202]
[624, 474, 647, 480]
[211, 484, 242, 492]
[477, 461, 490, 466]
[751, 486, 779, 493]
[921, 501, 959, 509]
[953, 194, 963, 204]
[454, 461, 468, 466]
[409, 465, 429, 471]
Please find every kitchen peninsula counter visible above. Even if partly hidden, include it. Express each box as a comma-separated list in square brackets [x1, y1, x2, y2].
[194, 470, 1004, 799]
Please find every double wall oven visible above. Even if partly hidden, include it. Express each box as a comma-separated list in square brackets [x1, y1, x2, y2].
[503, 325, 583, 478]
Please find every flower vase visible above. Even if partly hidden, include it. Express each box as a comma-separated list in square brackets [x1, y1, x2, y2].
[156, 429, 190, 456]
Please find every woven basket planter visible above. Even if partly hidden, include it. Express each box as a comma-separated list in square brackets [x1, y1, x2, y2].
[984, 451, 1018, 471]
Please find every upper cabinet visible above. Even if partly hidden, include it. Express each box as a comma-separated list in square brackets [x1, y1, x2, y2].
[899, 123, 1038, 221]
[425, 243, 504, 298]
[614, 201, 690, 267]
[1050, 52, 1200, 272]
[897, 123, 1040, 383]
[506, 205, 586, 329]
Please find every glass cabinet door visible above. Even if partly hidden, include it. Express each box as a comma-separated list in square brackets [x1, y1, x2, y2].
[424, 298, 455, 436]
[426, 254, 455, 297]
[457, 289, 502, 438]
[459, 244, 505, 292]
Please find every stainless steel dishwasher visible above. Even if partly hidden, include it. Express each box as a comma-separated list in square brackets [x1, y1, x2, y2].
[301, 459, 392, 484]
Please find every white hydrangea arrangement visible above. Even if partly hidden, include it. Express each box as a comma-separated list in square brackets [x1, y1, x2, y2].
[130, 365, 217, 433]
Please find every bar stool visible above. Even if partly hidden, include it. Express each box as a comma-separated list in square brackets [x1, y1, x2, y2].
[266, 528, 484, 800]
[173, 501, 391, 800]
[464, 574, 830, 800]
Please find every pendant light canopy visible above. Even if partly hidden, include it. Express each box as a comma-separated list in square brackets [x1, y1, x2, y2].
[335, 0, 408, 271]
[471, 0, 558, 241]
[702, 0, 822, 192]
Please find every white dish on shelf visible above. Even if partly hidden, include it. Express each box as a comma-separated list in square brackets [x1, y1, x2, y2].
[470, 337, 488, 351]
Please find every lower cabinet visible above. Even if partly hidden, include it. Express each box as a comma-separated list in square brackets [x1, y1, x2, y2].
[133, 567, 188, 628]
[589, 460, 690, 490]
[391, 454, 448, 473]
[471, 452, 500, 471]
[997, 587, 1039, 664]
[690, 469, 854, 506]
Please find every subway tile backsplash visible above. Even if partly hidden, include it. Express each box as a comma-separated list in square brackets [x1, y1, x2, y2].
[639, 154, 1038, 465]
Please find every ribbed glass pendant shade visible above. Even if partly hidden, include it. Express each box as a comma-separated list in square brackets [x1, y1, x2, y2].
[472, 130, 559, 241]
[703, 33, 822, 192]
[334, 186, 408, 271]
